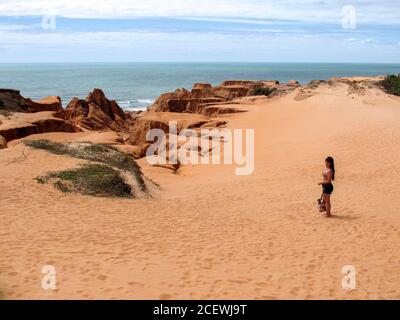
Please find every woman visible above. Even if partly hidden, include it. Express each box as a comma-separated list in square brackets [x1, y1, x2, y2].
[318, 156, 335, 217]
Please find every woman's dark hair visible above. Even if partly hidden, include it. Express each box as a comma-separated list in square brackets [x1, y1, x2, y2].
[325, 156, 335, 180]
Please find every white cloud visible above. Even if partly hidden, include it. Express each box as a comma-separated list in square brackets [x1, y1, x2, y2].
[0, 1, 399, 62]
[0, 0, 399, 24]
[1, 27, 399, 63]
[0, 24, 31, 31]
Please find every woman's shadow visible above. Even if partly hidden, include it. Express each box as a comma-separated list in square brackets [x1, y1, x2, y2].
[329, 214, 357, 220]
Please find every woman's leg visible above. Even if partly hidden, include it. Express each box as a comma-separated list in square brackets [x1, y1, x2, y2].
[323, 194, 331, 217]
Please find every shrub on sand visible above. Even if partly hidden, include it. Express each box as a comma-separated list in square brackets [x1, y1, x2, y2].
[43, 164, 132, 198]
[252, 87, 277, 96]
[381, 74, 400, 96]
[25, 140, 145, 190]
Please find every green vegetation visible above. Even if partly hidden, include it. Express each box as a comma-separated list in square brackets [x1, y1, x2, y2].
[42, 164, 132, 198]
[25, 140, 150, 198]
[307, 80, 325, 88]
[252, 87, 277, 96]
[381, 74, 400, 96]
[25, 140, 145, 190]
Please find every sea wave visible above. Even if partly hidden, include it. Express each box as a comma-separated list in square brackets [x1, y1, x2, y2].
[117, 98, 155, 111]
[137, 99, 155, 104]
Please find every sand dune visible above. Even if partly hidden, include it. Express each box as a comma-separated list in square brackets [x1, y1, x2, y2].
[1, 80, 400, 299]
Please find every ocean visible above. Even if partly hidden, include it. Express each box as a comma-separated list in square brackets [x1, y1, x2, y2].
[0, 63, 399, 111]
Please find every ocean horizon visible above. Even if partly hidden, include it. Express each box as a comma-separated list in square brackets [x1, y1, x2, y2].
[1, 62, 399, 111]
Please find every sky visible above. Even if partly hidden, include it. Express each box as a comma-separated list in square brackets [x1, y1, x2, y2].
[0, 0, 399, 63]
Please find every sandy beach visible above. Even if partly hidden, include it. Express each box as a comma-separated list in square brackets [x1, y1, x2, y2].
[1, 77, 400, 300]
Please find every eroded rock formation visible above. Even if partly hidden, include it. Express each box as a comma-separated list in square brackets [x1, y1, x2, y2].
[127, 111, 229, 155]
[65, 89, 131, 131]
[0, 112, 79, 143]
[0, 89, 63, 113]
[0, 89, 79, 143]
[0, 135, 7, 149]
[149, 80, 286, 115]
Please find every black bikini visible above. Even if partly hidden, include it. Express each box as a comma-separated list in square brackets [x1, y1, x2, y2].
[323, 183, 334, 195]
[322, 169, 334, 195]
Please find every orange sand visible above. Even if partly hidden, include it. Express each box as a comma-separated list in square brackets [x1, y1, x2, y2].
[1, 81, 400, 299]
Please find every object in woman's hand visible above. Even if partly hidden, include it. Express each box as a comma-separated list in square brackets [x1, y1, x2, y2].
[317, 197, 326, 212]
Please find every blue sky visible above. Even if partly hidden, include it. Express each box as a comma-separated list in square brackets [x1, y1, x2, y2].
[0, 0, 399, 63]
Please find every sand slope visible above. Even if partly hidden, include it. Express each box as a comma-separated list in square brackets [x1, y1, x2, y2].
[1, 81, 400, 299]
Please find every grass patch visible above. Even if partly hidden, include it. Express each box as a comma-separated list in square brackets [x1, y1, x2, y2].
[381, 74, 400, 96]
[25, 140, 145, 190]
[252, 87, 277, 96]
[42, 164, 132, 198]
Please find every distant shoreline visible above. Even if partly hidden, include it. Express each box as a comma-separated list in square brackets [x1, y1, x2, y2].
[1, 61, 400, 65]
[0, 62, 399, 111]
